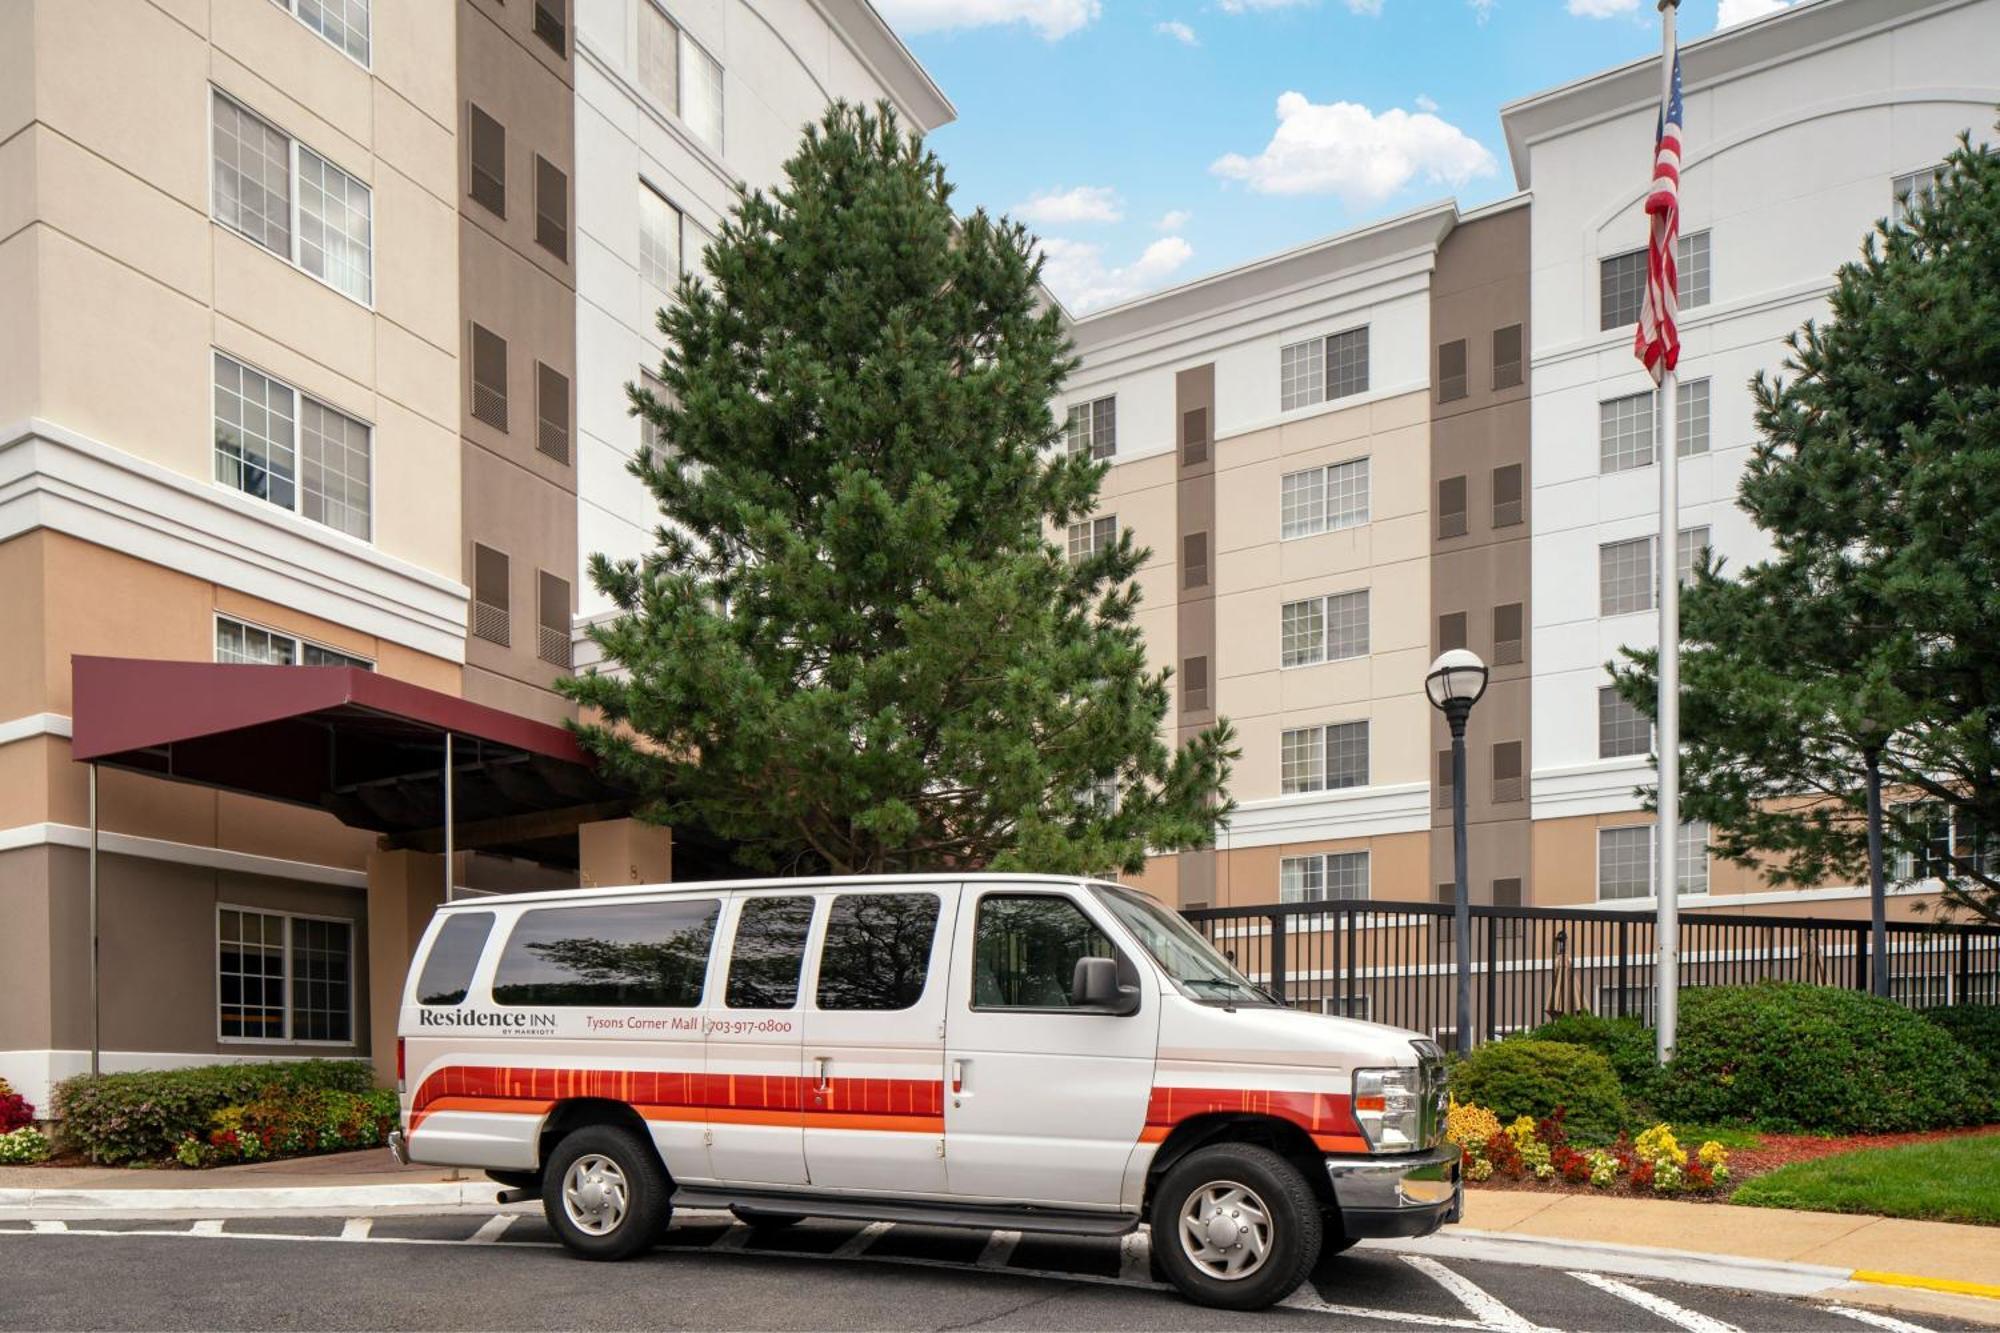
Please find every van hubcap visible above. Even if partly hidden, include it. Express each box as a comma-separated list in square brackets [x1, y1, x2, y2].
[562, 1154, 629, 1236]
[1179, 1180, 1273, 1280]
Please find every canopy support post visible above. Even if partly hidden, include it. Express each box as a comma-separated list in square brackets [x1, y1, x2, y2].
[443, 731, 455, 903]
[88, 762, 101, 1078]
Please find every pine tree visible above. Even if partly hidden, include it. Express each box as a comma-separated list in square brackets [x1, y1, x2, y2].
[1613, 123, 2000, 923]
[562, 103, 1236, 876]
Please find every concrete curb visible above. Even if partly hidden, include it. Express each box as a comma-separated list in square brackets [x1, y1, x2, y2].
[1384, 1226, 1858, 1297]
[0, 1181, 496, 1214]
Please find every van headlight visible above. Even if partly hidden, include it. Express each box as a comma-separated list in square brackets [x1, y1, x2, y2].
[1352, 1067, 1422, 1152]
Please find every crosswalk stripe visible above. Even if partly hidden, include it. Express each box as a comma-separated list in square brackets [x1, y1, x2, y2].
[467, 1214, 513, 1244]
[1402, 1254, 1549, 1332]
[832, 1221, 893, 1258]
[1569, 1271, 1743, 1333]
[28, 1220, 68, 1233]
[976, 1229, 1021, 1269]
[188, 1220, 225, 1236]
[340, 1218, 372, 1241]
[1825, 1305, 1936, 1333]
[1278, 1286, 1485, 1329]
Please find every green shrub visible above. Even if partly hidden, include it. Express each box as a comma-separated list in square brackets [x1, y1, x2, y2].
[1449, 1039, 1628, 1141]
[1923, 1005, 2000, 1105]
[1655, 983, 1988, 1134]
[1523, 1013, 1661, 1110]
[52, 1060, 375, 1165]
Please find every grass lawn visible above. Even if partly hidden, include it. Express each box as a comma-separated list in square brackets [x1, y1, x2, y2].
[1675, 1124, 1764, 1152]
[1731, 1133, 2000, 1225]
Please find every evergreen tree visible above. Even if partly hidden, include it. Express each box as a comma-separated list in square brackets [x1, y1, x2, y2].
[563, 103, 1236, 876]
[1613, 124, 2000, 923]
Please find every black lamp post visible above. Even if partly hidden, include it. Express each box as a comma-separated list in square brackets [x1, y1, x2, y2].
[1858, 719, 1890, 999]
[1427, 649, 1489, 1056]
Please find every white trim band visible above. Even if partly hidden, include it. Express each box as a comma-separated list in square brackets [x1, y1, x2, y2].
[0, 823, 368, 890]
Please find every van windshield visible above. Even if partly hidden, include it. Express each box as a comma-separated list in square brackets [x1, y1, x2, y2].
[1090, 885, 1272, 1006]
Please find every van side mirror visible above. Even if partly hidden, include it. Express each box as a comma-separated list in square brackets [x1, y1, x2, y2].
[1072, 956, 1139, 1015]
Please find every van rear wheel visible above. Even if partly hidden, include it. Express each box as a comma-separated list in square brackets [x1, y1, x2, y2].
[542, 1124, 671, 1260]
[1149, 1144, 1322, 1311]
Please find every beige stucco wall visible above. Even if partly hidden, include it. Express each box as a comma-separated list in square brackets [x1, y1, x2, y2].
[2, 0, 461, 582]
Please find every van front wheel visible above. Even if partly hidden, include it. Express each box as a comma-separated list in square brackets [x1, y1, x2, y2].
[1150, 1144, 1322, 1311]
[542, 1125, 671, 1260]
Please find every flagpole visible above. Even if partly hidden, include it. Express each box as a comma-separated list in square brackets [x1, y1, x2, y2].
[1654, 0, 1681, 1066]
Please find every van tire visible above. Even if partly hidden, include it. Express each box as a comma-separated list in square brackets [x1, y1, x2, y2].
[1149, 1144, 1322, 1311]
[541, 1125, 671, 1261]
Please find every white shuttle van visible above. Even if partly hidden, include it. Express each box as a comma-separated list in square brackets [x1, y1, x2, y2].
[393, 874, 1456, 1310]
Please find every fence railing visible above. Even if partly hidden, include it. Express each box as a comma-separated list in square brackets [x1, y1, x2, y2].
[1180, 899, 2000, 1044]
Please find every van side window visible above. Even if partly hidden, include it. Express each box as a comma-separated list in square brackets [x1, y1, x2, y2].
[973, 896, 1115, 1009]
[416, 912, 494, 1006]
[492, 900, 719, 1007]
[815, 893, 940, 1011]
[725, 896, 814, 1009]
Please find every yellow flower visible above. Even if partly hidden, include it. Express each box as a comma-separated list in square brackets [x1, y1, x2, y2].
[1446, 1097, 1502, 1150]
[1506, 1115, 1539, 1149]
[1634, 1123, 1688, 1169]
[1698, 1139, 1729, 1168]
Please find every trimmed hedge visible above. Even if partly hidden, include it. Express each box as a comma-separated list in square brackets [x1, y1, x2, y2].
[1449, 1039, 1628, 1142]
[1523, 1013, 1661, 1111]
[53, 1060, 376, 1165]
[1654, 984, 1989, 1134]
[1923, 1005, 2000, 1105]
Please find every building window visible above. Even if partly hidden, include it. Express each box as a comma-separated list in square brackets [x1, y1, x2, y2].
[1492, 741, 1523, 804]
[1280, 327, 1369, 411]
[535, 365, 570, 466]
[1438, 474, 1467, 539]
[1280, 720, 1368, 795]
[1599, 822, 1709, 900]
[1493, 324, 1523, 390]
[213, 352, 371, 538]
[639, 366, 670, 453]
[1679, 525, 1710, 585]
[1066, 515, 1115, 563]
[1890, 802, 1992, 881]
[1678, 230, 1710, 309]
[1064, 396, 1116, 459]
[1599, 536, 1654, 616]
[533, 0, 566, 55]
[1600, 249, 1647, 330]
[1600, 391, 1654, 474]
[219, 907, 353, 1043]
[470, 323, 508, 431]
[638, 4, 722, 151]
[1438, 611, 1466, 653]
[639, 181, 684, 306]
[216, 615, 374, 669]
[1599, 684, 1651, 758]
[1280, 458, 1368, 540]
[213, 91, 374, 305]
[273, 0, 370, 64]
[1492, 602, 1523, 666]
[473, 543, 510, 645]
[1181, 655, 1208, 712]
[1280, 590, 1368, 668]
[1892, 164, 1945, 227]
[1437, 339, 1468, 403]
[535, 156, 568, 260]
[1678, 378, 1710, 457]
[1492, 463, 1523, 528]
[1182, 407, 1209, 466]
[1183, 532, 1209, 589]
[1281, 851, 1369, 904]
[468, 104, 506, 217]
[538, 571, 571, 668]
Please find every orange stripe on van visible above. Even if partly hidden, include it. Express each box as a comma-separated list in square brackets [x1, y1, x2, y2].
[1140, 1086, 1364, 1154]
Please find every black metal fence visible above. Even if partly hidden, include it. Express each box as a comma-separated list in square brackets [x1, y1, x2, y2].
[1181, 899, 2000, 1043]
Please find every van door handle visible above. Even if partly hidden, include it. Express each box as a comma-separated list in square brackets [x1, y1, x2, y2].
[813, 1056, 830, 1092]
[951, 1059, 967, 1095]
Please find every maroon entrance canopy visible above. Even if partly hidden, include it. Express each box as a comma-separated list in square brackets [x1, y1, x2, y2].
[71, 656, 629, 864]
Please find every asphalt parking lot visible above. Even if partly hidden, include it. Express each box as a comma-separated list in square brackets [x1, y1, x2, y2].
[0, 1209, 1978, 1332]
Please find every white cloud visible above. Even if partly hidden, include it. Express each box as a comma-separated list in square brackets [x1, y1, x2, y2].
[1015, 186, 1124, 225]
[1346, 0, 1385, 13]
[1038, 235, 1195, 313]
[1210, 94, 1499, 204]
[1468, 0, 1497, 21]
[1156, 209, 1193, 231]
[873, 0, 1099, 39]
[1155, 18, 1199, 43]
[1414, 93, 1439, 113]
[1217, 0, 1313, 13]
[1717, 0, 1793, 26]
[1566, 0, 1637, 15]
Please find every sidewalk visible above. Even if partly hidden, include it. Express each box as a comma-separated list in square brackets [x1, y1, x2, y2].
[0, 1149, 495, 1214]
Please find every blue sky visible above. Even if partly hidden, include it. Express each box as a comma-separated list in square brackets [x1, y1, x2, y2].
[877, 0, 1802, 311]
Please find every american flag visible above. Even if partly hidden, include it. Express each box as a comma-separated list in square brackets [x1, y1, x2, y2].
[1635, 51, 1684, 383]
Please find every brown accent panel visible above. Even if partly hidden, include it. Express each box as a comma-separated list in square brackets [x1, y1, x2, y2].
[1174, 364, 1217, 755]
[1430, 204, 1531, 901]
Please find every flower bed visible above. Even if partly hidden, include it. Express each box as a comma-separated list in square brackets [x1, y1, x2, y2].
[0, 1078, 51, 1164]
[1448, 1097, 1731, 1196]
[52, 1060, 387, 1167]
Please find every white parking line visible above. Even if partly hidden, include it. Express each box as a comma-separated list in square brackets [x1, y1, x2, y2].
[976, 1229, 1020, 1269]
[188, 1220, 226, 1236]
[1278, 1286, 1485, 1329]
[28, 1220, 67, 1234]
[832, 1221, 893, 1258]
[340, 1218, 372, 1241]
[1569, 1271, 1743, 1333]
[1824, 1305, 1937, 1333]
[467, 1215, 514, 1244]
[1402, 1253, 1550, 1332]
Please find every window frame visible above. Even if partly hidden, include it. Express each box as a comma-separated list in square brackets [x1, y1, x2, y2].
[212, 350, 374, 540]
[1597, 683, 1652, 759]
[1279, 457, 1370, 541]
[637, 1, 724, 155]
[1278, 850, 1371, 905]
[210, 88, 374, 308]
[1279, 589, 1370, 669]
[492, 898, 722, 1009]
[1891, 163, 1946, 228]
[270, 0, 371, 70]
[812, 890, 944, 1013]
[1596, 821, 1710, 902]
[215, 612, 374, 670]
[1063, 395, 1117, 460]
[722, 893, 819, 1011]
[1280, 719, 1370, 796]
[1279, 326, 1370, 412]
[966, 890, 1131, 1015]
[216, 903, 357, 1046]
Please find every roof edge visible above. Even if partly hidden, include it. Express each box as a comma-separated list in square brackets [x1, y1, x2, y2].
[810, 0, 956, 132]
